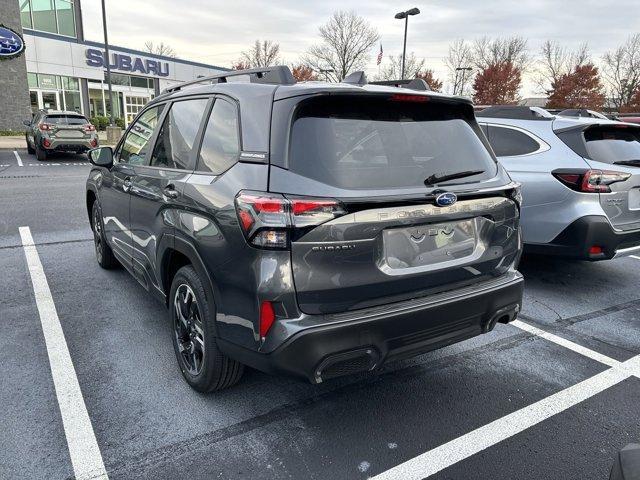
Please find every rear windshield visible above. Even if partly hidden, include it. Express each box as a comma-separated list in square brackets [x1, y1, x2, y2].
[288, 95, 497, 190]
[584, 126, 640, 164]
[45, 115, 88, 125]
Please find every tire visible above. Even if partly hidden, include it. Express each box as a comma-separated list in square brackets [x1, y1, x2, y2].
[35, 145, 47, 161]
[26, 136, 35, 154]
[91, 200, 119, 269]
[170, 265, 244, 392]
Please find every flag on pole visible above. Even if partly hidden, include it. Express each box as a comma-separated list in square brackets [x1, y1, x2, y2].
[376, 44, 383, 65]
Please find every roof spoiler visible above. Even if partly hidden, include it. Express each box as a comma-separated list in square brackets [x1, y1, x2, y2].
[478, 105, 553, 121]
[369, 78, 431, 91]
[162, 65, 296, 94]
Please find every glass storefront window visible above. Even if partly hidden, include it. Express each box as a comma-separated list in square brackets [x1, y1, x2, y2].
[62, 76, 79, 91]
[63, 91, 82, 113]
[55, 0, 75, 37]
[31, 0, 57, 34]
[20, 0, 33, 28]
[38, 74, 59, 89]
[27, 73, 38, 89]
[21, 0, 76, 37]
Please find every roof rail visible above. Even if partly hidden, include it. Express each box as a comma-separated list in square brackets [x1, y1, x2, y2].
[342, 71, 368, 86]
[369, 78, 431, 91]
[162, 65, 296, 94]
[477, 105, 554, 121]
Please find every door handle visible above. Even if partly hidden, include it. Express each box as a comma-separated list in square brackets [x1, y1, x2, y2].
[163, 184, 179, 199]
[122, 177, 132, 193]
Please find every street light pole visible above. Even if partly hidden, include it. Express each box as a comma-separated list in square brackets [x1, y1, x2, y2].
[101, 0, 115, 126]
[394, 8, 420, 80]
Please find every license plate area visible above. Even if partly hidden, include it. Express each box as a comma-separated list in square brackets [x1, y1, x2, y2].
[56, 129, 84, 138]
[380, 217, 489, 275]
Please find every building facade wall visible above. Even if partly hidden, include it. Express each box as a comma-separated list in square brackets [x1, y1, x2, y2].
[0, 0, 33, 131]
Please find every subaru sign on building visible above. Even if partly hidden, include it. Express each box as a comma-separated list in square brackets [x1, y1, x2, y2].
[0, 0, 227, 130]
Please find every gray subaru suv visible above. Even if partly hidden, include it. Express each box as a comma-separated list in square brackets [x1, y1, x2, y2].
[86, 66, 524, 392]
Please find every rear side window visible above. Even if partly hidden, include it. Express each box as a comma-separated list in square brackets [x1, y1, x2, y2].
[150, 99, 209, 170]
[584, 126, 640, 164]
[486, 125, 541, 157]
[288, 95, 496, 190]
[197, 98, 240, 174]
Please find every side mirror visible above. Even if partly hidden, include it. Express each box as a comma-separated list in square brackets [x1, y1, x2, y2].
[23, 119, 31, 127]
[88, 147, 114, 168]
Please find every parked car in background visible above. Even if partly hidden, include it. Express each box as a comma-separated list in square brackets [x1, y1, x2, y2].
[85, 66, 524, 392]
[24, 110, 98, 160]
[478, 105, 640, 260]
[618, 116, 640, 125]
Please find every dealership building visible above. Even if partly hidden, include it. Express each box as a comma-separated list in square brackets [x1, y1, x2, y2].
[0, 0, 227, 130]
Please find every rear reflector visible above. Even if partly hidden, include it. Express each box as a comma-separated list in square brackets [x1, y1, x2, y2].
[259, 301, 275, 338]
[589, 246, 603, 255]
[42, 138, 51, 148]
[552, 169, 631, 193]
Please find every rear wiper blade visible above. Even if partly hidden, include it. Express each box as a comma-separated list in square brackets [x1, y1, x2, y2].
[424, 169, 485, 186]
[613, 159, 640, 167]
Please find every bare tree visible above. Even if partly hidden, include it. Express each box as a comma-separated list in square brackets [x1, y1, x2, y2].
[144, 41, 176, 58]
[445, 39, 474, 95]
[472, 36, 529, 71]
[535, 40, 589, 94]
[241, 40, 280, 68]
[377, 53, 426, 81]
[304, 10, 380, 82]
[602, 34, 640, 110]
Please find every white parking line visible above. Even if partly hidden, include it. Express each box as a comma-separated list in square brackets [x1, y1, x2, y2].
[511, 319, 621, 368]
[372, 321, 640, 480]
[13, 150, 23, 167]
[631, 255, 640, 261]
[371, 364, 634, 480]
[19, 227, 108, 480]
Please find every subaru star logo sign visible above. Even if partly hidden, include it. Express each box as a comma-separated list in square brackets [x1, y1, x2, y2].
[435, 192, 457, 207]
[0, 26, 25, 60]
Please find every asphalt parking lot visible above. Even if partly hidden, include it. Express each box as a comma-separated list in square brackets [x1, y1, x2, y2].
[1, 148, 639, 480]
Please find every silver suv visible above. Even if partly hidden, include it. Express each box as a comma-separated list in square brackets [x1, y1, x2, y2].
[24, 110, 98, 161]
[478, 106, 640, 260]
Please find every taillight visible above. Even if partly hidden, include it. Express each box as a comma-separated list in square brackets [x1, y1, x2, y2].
[39, 123, 52, 131]
[90, 138, 98, 147]
[42, 138, 51, 148]
[235, 191, 347, 249]
[552, 169, 631, 193]
[83, 124, 96, 132]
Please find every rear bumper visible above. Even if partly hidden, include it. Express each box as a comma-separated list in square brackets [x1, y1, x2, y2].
[524, 215, 640, 260]
[218, 271, 524, 383]
[43, 138, 96, 151]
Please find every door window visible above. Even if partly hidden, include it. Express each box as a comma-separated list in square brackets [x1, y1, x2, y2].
[150, 99, 209, 170]
[486, 125, 541, 157]
[118, 105, 165, 165]
[197, 98, 240, 174]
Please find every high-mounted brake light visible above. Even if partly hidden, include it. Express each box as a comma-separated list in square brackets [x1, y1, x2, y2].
[389, 93, 429, 103]
[235, 191, 346, 249]
[552, 169, 631, 193]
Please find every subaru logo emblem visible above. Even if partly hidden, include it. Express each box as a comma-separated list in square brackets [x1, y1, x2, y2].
[0, 26, 25, 59]
[435, 192, 457, 207]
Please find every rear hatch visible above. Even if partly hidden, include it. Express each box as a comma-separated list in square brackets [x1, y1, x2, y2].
[556, 122, 640, 231]
[44, 114, 91, 140]
[268, 93, 520, 315]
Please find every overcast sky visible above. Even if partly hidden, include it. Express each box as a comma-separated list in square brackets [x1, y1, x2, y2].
[80, 0, 640, 96]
